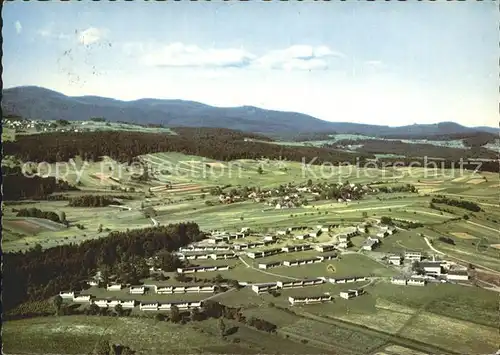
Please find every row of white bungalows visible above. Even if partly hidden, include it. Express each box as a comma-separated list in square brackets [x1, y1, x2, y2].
[179, 245, 232, 252]
[251, 282, 278, 294]
[129, 286, 146, 295]
[276, 230, 289, 236]
[445, 271, 470, 281]
[179, 252, 236, 261]
[107, 284, 123, 291]
[318, 252, 338, 261]
[258, 261, 282, 270]
[339, 289, 364, 300]
[404, 251, 423, 262]
[156, 285, 216, 294]
[246, 247, 283, 259]
[59, 291, 78, 299]
[288, 226, 309, 232]
[73, 294, 93, 303]
[317, 224, 338, 232]
[283, 256, 322, 267]
[344, 228, 360, 238]
[388, 255, 403, 266]
[281, 244, 312, 252]
[139, 301, 203, 311]
[323, 276, 368, 284]
[93, 299, 136, 308]
[208, 233, 246, 244]
[176, 265, 230, 274]
[391, 277, 426, 286]
[289, 295, 332, 306]
[277, 278, 325, 289]
[233, 241, 273, 251]
[315, 244, 336, 252]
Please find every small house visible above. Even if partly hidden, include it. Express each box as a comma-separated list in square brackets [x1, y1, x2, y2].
[362, 237, 380, 251]
[294, 234, 310, 240]
[388, 255, 403, 266]
[339, 289, 363, 300]
[251, 282, 278, 294]
[315, 244, 336, 252]
[404, 251, 422, 262]
[420, 261, 442, 275]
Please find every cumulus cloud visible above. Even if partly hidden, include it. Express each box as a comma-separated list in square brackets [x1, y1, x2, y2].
[138, 43, 343, 71]
[78, 27, 104, 46]
[15, 21, 22, 34]
[142, 42, 255, 68]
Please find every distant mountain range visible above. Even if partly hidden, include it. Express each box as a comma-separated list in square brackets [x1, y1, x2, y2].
[2, 86, 498, 137]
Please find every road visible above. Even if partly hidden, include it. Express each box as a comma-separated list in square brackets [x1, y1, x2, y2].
[238, 256, 301, 280]
[202, 287, 237, 301]
[26, 217, 66, 231]
[150, 217, 159, 227]
[466, 221, 499, 233]
[423, 237, 445, 255]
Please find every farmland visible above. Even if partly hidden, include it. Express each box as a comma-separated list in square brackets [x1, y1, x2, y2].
[3, 150, 500, 355]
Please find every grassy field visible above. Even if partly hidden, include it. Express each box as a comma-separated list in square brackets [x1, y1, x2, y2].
[3, 315, 328, 355]
[3, 152, 500, 354]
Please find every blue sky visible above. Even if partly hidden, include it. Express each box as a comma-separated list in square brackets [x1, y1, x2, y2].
[3, 1, 498, 127]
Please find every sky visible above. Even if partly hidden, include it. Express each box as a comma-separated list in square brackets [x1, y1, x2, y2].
[3, 1, 498, 127]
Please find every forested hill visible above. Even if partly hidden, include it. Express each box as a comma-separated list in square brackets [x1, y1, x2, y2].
[3, 127, 371, 165]
[3, 86, 498, 136]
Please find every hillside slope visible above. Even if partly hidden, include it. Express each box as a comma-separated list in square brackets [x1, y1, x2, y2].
[2, 86, 497, 136]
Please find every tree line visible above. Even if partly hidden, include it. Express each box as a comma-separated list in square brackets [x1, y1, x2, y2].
[68, 195, 123, 207]
[15, 207, 63, 224]
[3, 166, 78, 200]
[4, 128, 370, 165]
[3, 223, 204, 312]
[431, 196, 482, 212]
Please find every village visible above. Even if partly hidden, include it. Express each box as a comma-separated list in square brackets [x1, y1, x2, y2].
[59, 221, 472, 314]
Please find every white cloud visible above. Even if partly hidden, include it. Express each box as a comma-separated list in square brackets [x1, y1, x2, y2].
[254, 45, 344, 71]
[78, 27, 104, 46]
[141, 42, 255, 68]
[37, 23, 71, 40]
[15, 21, 22, 34]
[138, 43, 344, 71]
